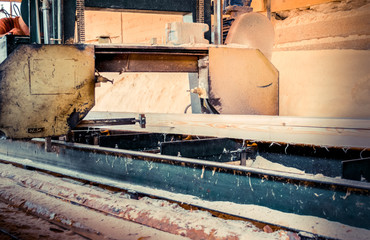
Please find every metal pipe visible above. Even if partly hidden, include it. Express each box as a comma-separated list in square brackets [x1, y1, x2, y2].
[213, 0, 223, 45]
[266, 0, 271, 20]
[51, 0, 55, 44]
[42, 0, 51, 44]
[57, 0, 62, 44]
[9, 0, 12, 17]
[35, 0, 41, 44]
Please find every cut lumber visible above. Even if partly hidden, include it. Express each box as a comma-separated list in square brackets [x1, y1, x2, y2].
[84, 11, 182, 44]
[84, 112, 370, 149]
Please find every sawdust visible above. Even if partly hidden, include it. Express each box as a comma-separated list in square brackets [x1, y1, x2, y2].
[251, 156, 305, 174]
[0, 163, 295, 240]
[0, 172, 189, 240]
[0, 201, 85, 240]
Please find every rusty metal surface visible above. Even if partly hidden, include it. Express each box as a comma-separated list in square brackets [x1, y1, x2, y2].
[0, 201, 86, 240]
[94, 44, 208, 73]
[96, 53, 199, 73]
[0, 164, 188, 240]
[208, 47, 279, 115]
[0, 161, 300, 240]
[94, 44, 209, 52]
[0, 44, 95, 138]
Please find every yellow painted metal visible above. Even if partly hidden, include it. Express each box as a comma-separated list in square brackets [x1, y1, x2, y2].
[0, 44, 95, 138]
[208, 46, 279, 115]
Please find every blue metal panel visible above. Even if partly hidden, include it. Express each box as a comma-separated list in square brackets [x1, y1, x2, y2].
[0, 139, 369, 231]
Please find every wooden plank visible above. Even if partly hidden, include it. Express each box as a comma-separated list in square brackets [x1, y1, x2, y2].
[85, 11, 183, 44]
[251, 0, 336, 12]
[84, 112, 370, 149]
[85, 11, 123, 43]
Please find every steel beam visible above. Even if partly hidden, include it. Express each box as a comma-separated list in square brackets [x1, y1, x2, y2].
[94, 45, 208, 73]
[85, 0, 195, 13]
[342, 158, 370, 181]
[160, 138, 240, 158]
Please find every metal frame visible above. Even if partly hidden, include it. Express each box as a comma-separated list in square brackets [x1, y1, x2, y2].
[0, 138, 369, 233]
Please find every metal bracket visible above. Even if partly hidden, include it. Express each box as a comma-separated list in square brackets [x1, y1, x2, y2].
[77, 114, 146, 128]
[136, 114, 146, 128]
[95, 70, 114, 84]
[194, 55, 209, 99]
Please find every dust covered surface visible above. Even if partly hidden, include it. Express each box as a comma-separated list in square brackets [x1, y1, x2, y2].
[0, 201, 86, 240]
[93, 72, 191, 113]
[0, 162, 369, 240]
[273, 0, 370, 50]
[0, 163, 299, 240]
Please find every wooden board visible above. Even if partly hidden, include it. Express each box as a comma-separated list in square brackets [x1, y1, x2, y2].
[84, 11, 183, 44]
[85, 11, 123, 43]
[84, 112, 370, 149]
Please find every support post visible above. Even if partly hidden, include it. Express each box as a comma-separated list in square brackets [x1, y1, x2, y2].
[213, 0, 223, 44]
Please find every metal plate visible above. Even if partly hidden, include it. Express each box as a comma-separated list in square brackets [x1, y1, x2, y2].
[0, 44, 95, 138]
[208, 47, 279, 115]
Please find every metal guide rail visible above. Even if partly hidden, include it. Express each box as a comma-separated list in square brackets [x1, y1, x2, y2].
[94, 44, 209, 73]
[0, 135, 369, 239]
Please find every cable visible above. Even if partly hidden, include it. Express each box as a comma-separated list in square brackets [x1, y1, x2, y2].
[204, 99, 219, 114]
[184, 104, 192, 114]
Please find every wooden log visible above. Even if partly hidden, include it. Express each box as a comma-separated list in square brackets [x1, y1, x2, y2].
[272, 49, 370, 119]
[274, 9, 370, 45]
[84, 112, 370, 149]
[251, 0, 337, 12]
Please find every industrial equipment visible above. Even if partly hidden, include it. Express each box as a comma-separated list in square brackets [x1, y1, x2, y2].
[0, 0, 369, 239]
[0, 0, 278, 138]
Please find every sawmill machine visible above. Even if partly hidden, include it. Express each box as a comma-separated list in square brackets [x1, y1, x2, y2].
[0, 2, 369, 238]
[0, 0, 278, 139]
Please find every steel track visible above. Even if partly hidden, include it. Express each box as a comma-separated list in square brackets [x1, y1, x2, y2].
[0, 139, 369, 240]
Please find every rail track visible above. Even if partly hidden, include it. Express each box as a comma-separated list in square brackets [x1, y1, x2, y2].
[0, 137, 369, 240]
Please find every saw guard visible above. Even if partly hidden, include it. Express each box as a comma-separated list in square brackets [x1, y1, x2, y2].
[0, 44, 95, 138]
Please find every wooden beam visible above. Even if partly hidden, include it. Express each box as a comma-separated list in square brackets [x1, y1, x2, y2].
[84, 112, 370, 149]
[252, 0, 337, 12]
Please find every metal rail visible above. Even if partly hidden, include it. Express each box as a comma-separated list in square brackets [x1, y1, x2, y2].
[94, 45, 208, 73]
[0, 139, 369, 238]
